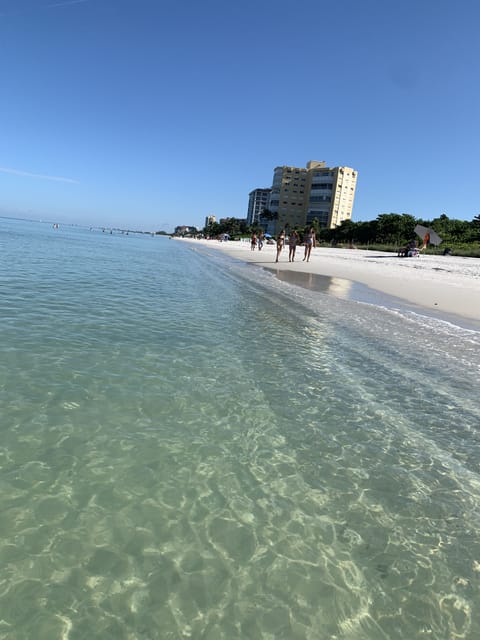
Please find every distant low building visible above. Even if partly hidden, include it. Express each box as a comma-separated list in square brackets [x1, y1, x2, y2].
[219, 217, 246, 225]
[174, 225, 198, 236]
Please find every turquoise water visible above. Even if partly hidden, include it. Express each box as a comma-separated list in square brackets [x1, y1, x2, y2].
[1, 218, 480, 639]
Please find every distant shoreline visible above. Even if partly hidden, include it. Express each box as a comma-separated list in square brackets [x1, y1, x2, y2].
[177, 237, 480, 328]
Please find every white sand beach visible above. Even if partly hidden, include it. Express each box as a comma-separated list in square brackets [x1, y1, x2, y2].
[178, 238, 480, 324]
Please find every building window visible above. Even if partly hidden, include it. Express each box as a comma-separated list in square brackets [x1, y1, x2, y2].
[309, 195, 331, 203]
[311, 183, 333, 190]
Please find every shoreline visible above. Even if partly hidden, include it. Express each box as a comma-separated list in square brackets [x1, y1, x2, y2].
[176, 238, 480, 329]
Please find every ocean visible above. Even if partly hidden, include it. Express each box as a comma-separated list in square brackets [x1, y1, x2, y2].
[1, 218, 480, 640]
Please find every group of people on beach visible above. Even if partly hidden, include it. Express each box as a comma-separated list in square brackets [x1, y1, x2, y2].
[250, 228, 316, 263]
[398, 233, 430, 257]
[398, 239, 420, 257]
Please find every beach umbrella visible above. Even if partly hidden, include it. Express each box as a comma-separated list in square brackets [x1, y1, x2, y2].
[264, 233, 272, 238]
[414, 224, 442, 246]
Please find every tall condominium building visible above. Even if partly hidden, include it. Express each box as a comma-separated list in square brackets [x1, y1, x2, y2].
[247, 188, 271, 226]
[267, 160, 357, 233]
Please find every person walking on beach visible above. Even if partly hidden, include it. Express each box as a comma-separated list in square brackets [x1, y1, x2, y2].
[275, 230, 285, 263]
[257, 231, 264, 251]
[303, 227, 316, 262]
[288, 230, 299, 262]
[250, 232, 257, 250]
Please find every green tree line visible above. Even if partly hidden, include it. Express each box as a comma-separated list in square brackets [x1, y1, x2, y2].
[318, 213, 480, 247]
[202, 212, 480, 255]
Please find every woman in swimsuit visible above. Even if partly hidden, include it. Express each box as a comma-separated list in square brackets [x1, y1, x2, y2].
[303, 227, 316, 262]
[288, 230, 298, 262]
[275, 230, 285, 263]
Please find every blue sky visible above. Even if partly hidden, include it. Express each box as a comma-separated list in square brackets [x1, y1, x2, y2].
[1, 0, 479, 232]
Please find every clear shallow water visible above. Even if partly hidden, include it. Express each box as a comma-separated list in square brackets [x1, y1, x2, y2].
[1, 219, 480, 640]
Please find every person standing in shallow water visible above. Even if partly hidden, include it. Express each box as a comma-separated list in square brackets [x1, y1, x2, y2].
[275, 230, 285, 262]
[303, 227, 316, 262]
[288, 230, 299, 262]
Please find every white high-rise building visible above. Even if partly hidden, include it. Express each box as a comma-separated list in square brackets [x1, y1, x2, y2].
[247, 188, 271, 226]
[204, 214, 216, 228]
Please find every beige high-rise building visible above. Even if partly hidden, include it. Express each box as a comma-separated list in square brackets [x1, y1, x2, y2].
[267, 160, 357, 233]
